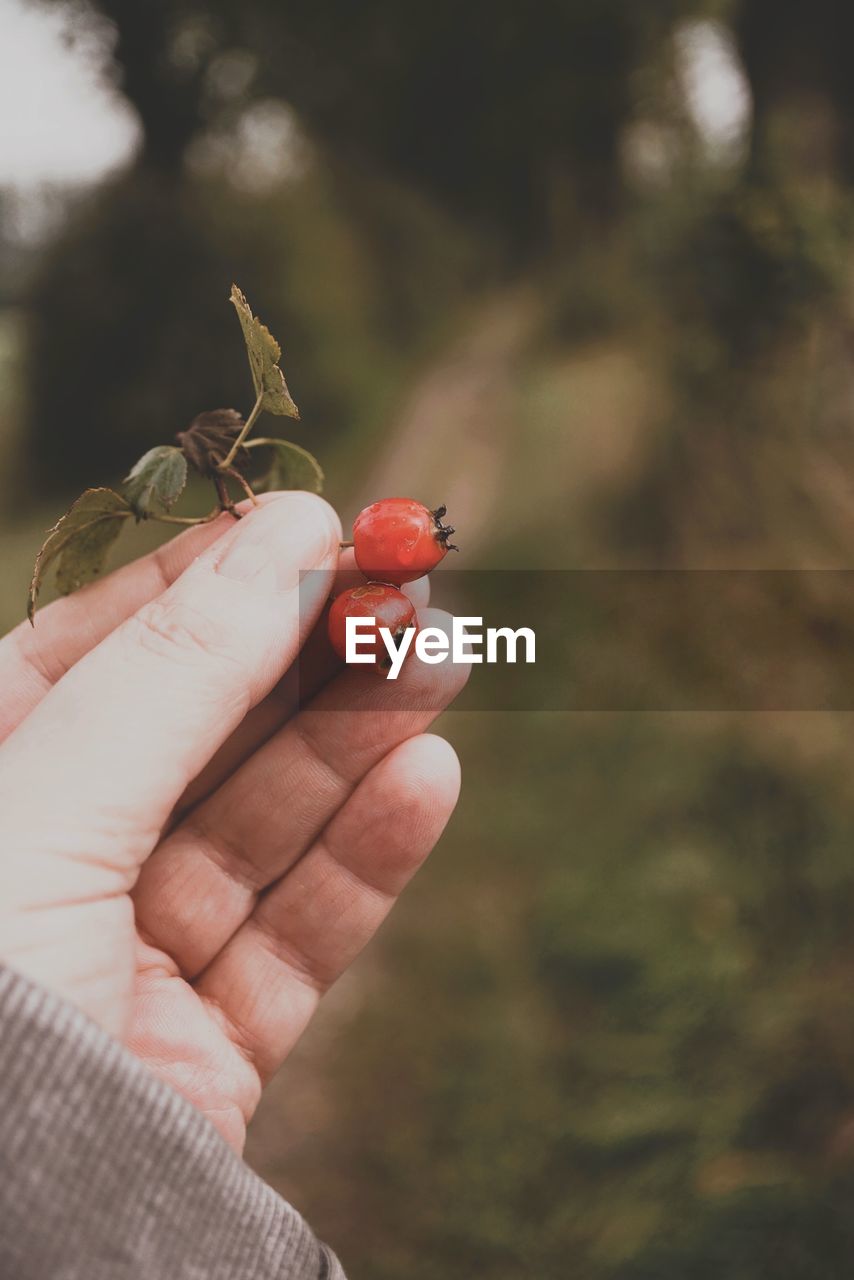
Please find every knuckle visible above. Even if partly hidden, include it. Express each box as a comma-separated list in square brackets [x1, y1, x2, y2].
[126, 594, 236, 665]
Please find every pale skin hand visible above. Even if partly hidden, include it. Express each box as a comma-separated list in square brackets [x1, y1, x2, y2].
[0, 492, 466, 1151]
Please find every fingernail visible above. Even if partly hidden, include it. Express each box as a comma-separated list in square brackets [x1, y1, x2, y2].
[217, 493, 339, 590]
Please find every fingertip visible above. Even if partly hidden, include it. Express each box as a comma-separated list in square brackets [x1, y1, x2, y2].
[212, 491, 341, 589]
[403, 574, 431, 609]
[386, 732, 462, 819]
[411, 607, 472, 694]
[415, 731, 462, 808]
[414, 605, 453, 631]
[266, 490, 343, 550]
[155, 490, 312, 582]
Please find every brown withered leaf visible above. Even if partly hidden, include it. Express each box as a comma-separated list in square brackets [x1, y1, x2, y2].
[177, 408, 248, 477]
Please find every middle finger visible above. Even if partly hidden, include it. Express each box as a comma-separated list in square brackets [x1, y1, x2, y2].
[170, 549, 431, 818]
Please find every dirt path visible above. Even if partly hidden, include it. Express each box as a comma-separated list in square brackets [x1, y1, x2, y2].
[349, 288, 540, 555]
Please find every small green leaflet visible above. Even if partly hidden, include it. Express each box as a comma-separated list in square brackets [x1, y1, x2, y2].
[123, 445, 188, 518]
[28, 488, 131, 623]
[230, 285, 300, 418]
[253, 438, 324, 494]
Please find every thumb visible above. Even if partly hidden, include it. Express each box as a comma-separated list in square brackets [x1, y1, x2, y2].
[0, 492, 340, 907]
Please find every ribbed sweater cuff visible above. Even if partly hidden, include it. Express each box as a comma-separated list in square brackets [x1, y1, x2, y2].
[0, 964, 345, 1279]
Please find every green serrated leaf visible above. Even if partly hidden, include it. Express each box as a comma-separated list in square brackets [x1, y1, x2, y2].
[230, 284, 300, 418]
[255, 439, 324, 494]
[123, 445, 188, 518]
[28, 488, 131, 622]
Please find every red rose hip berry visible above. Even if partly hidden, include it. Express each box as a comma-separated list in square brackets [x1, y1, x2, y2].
[352, 497, 458, 586]
[328, 583, 418, 672]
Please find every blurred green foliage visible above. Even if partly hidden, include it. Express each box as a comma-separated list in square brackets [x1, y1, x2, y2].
[265, 715, 854, 1278]
[7, 1, 854, 1276]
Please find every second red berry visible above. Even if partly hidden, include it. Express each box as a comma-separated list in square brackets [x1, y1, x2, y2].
[328, 583, 418, 672]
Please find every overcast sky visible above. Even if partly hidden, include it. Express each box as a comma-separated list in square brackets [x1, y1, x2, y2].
[0, 0, 139, 187]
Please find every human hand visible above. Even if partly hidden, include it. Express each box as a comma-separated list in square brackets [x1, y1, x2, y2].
[0, 493, 465, 1150]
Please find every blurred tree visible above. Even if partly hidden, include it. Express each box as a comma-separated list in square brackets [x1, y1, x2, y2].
[240, 0, 701, 247]
[734, 0, 854, 183]
[25, 0, 708, 491]
[24, 0, 245, 488]
[25, 170, 249, 488]
[605, 0, 854, 564]
[95, 0, 238, 173]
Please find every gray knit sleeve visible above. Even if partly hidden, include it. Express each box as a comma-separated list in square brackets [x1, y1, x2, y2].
[0, 965, 345, 1279]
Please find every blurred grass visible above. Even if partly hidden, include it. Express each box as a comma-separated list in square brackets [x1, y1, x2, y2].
[248, 706, 854, 1279]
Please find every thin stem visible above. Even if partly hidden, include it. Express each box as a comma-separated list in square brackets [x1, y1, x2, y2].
[153, 507, 222, 526]
[213, 472, 240, 518]
[224, 467, 259, 506]
[217, 392, 264, 471]
[339, 540, 354, 549]
[243, 437, 280, 449]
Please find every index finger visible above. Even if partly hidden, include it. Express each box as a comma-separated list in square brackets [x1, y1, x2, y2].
[0, 493, 341, 898]
[0, 499, 271, 745]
